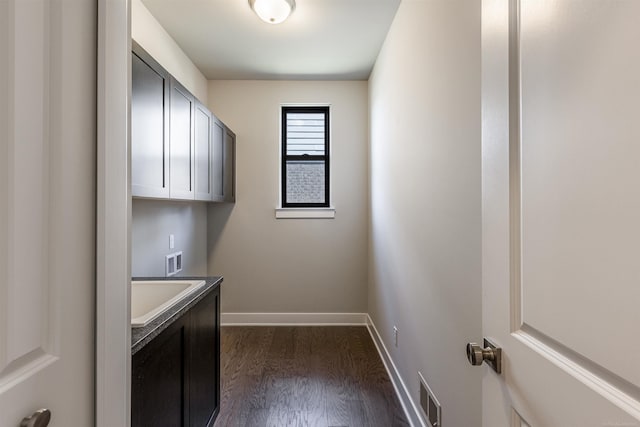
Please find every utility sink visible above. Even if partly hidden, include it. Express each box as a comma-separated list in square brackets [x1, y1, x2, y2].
[131, 280, 206, 328]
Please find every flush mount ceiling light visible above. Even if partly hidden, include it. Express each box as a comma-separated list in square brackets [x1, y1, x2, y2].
[248, 0, 296, 24]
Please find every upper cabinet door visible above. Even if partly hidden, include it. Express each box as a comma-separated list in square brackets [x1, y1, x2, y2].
[223, 127, 236, 203]
[194, 102, 213, 201]
[170, 78, 195, 200]
[211, 118, 225, 202]
[131, 42, 170, 198]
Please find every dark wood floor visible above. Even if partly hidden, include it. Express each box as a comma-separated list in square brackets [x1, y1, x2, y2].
[214, 326, 410, 427]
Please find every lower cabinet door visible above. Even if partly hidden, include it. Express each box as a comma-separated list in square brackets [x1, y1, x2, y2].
[132, 315, 190, 427]
[189, 288, 220, 427]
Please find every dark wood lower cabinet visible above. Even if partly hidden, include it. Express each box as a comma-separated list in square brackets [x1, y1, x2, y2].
[189, 289, 220, 427]
[132, 287, 220, 427]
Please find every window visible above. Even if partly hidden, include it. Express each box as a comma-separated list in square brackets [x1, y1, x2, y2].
[281, 106, 330, 208]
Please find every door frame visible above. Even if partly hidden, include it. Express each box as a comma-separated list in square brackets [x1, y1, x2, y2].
[96, 0, 131, 426]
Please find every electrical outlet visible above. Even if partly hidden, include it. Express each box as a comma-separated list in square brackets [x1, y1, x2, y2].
[165, 251, 182, 276]
[393, 326, 398, 347]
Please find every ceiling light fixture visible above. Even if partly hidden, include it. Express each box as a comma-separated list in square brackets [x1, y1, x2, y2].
[248, 0, 296, 25]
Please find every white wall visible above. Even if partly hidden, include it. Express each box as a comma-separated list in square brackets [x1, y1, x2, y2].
[131, 0, 208, 103]
[368, 1, 482, 426]
[207, 80, 368, 314]
[131, 199, 208, 277]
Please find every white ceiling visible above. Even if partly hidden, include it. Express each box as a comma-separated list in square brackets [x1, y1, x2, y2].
[141, 0, 401, 80]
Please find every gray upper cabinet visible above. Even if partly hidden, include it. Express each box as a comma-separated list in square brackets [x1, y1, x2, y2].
[211, 117, 235, 203]
[169, 79, 195, 200]
[194, 101, 213, 201]
[211, 119, 225, 202]
[131, 42, 170, 199]
[131, 43, 235, 204]
[223, 127, 236, 203]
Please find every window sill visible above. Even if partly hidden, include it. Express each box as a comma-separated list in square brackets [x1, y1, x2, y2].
[275, 207, 336, 219]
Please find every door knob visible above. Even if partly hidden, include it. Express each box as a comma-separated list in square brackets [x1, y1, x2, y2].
[20, 409, 51, 427]
[466, 338, 502, 374]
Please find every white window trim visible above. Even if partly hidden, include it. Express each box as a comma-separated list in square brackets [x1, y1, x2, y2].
[275, 207, 336, 219]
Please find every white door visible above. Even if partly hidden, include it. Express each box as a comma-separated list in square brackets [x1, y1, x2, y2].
[0, 0, 96, 425]
[481, 1, 640, 426]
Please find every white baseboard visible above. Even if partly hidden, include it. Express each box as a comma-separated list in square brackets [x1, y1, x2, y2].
[221, 312, 368, 326]
[366, 315, 426, 427]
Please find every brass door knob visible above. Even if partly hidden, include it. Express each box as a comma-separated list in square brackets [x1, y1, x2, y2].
[20, 409, 51, 427]
[466, 338, 502, 374]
